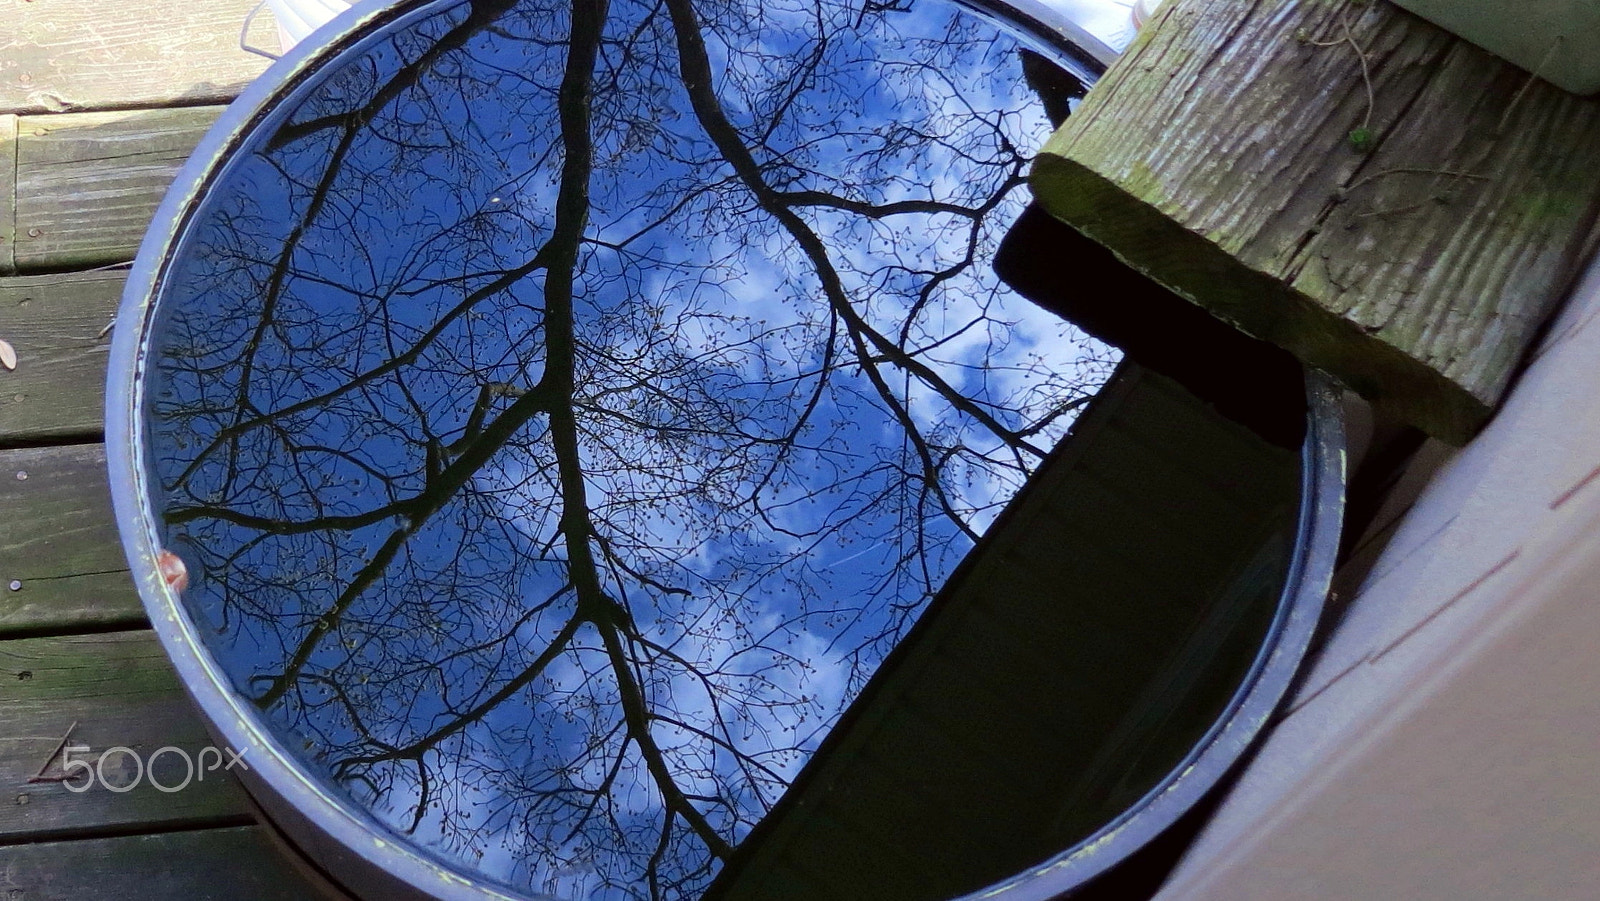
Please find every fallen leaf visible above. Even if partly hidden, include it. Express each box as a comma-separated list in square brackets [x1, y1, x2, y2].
[0, 340, 16, 371]
[157, 548, 189, 595]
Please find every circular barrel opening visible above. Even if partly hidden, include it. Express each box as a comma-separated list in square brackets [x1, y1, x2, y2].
[109, 1, 1344, 898]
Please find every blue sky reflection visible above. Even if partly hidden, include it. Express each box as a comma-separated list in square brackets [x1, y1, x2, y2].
[146, 0, 1118, 896]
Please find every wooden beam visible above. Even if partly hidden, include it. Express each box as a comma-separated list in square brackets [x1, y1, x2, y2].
[0, 113, 14, 275]
[0, 827, 338, 900]
[0, 630, 252, 840]
[1031, 0, 1600, 444]
[0, 444, 144, 638]
[0, 270, 122, 443]
[0, 0, 270, 115]
[14, 106, 220, 271]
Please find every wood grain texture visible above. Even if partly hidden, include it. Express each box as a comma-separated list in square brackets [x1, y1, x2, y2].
[0, 114, 14, 275]
[0, 0, 271, 115]
[0, 271, 122, 443]
[0, 444, 144, 637]
[0, 827, 336, 900]
[14, 106, 220, 271]
[1031, 0, 1600, 444]
[0, 630, 251, 840]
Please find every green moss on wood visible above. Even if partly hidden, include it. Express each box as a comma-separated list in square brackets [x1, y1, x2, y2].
[1025, 0, 1600, 445]
[1031, 150, 1489, 444]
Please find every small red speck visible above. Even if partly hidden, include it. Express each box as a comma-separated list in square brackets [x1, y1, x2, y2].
[157, 549, 189, 595]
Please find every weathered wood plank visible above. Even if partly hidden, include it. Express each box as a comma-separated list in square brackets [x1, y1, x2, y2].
[14, 106, 220, 271]
[0, 444, 143, 639]
[0, 826, 340, 900]
[0, 0, 271, 115]
[0, 631, 251, 841]
[0, 271, 121, 443]
[0, 113, 15, 276]
[1031, 0, 1600, 444]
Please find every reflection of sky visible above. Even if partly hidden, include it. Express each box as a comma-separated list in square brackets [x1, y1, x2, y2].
[144, 0, 1118, 898]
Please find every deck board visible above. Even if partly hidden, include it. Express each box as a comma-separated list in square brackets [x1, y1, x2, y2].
[0, 826, 337, 899]
[13, 107, 221, 271]
[0, 630, 252, 841]
[0, 444, 143, 638]
[0, 0, 271, 116]
[0, 271, 122, 444]
[1, 114, 15, 275]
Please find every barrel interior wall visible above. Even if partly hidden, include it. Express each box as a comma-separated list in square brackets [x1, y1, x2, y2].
[706, 366, 1302, 901]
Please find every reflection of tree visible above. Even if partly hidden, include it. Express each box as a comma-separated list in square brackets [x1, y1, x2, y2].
[149, 0, 1114, 896]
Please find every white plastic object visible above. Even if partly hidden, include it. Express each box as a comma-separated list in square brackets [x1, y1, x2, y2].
[241, 0, 356, 59]
[269, 0, 356, 52]
[1131, 0, 1164, 30]
[1391, 0, 1600, 94]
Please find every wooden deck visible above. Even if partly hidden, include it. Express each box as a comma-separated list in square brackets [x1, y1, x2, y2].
[1, 0, 348, 896]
